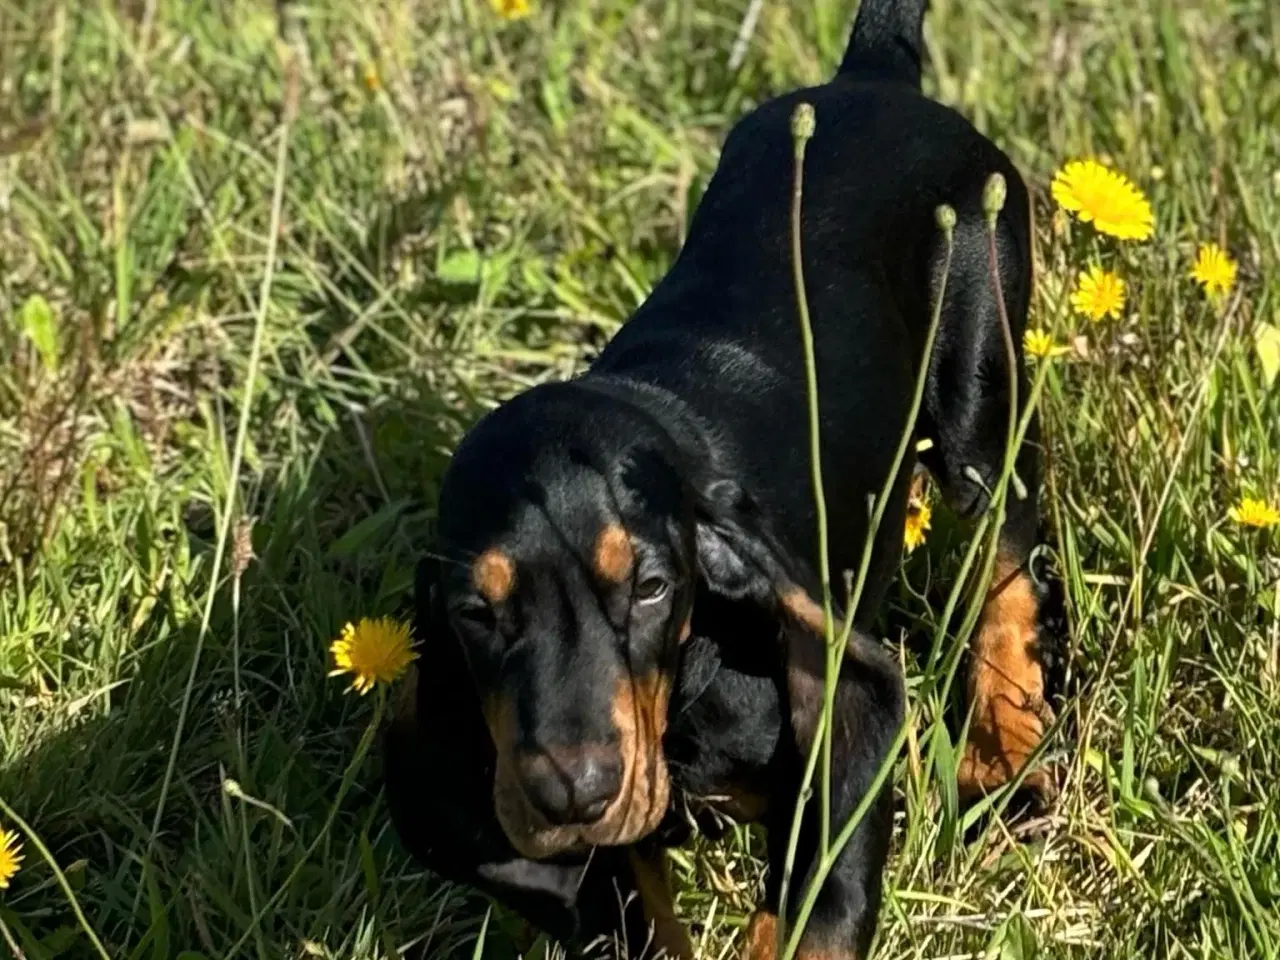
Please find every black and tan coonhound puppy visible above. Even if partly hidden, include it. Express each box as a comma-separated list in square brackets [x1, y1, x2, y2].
[385, 0, 1052, 955]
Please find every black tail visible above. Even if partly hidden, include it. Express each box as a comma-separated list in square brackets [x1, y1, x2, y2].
[838, 0, 928, 87]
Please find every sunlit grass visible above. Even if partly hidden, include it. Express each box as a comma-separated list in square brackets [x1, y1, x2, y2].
[1, 0, 1278, 957]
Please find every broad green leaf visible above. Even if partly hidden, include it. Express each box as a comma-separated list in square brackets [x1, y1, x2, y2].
[1000, 913, 1039, 960]
[437, 249, 483, 287]
[326, 500, 410, 559]
[39, 926, 81, 958]
[19, 293, 58, 371]
[1253, 322, 1280, 388]
[933, 725, 960, 856]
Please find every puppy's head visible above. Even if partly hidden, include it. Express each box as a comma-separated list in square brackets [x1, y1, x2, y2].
[424, 382, 809, 859]
[422, 383, 694, 858]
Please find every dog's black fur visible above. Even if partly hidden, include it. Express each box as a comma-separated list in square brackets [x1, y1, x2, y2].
[385, 0, 1048, 956]
[386, 584, 788, 953]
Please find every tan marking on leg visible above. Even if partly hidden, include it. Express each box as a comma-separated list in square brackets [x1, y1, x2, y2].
[473, 548, 515, 603]
[743, 910, 860, 960]
[780, 585, 827, 634]
[627, 846, 692, 960]
[777, 585, 837, 753]
[743, 910, 778, 960]
[593, 523, 635, 583]
[958, 554, 1053, 799]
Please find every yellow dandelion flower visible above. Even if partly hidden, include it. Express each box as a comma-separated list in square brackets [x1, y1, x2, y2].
[1070, 265, 1126, 322]
[362, 63, 381, 93]
[904, 471, 932, 553]
[1024, 329, 1070, 359]
[0, 824, 23, 890]
[904, 501, 931, 553]
[490, 0, 531, 20]
[1050, 159, 1154, 241]
[329, 618, 417, 695]
[1228, 497, 1280, 529]
[1190, 243, 1237, 297]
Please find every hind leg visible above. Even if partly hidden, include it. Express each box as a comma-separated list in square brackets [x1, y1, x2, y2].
[957, 498, 1053, 802]
[921, 208, 1054, 802]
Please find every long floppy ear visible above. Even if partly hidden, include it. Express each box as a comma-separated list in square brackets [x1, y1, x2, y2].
[695, 476, 830, 626]
[693, 476, 855, 753]
[694, 477, 795, 603]
[412, 554, 484, 713]
[413, 555, 443, 638]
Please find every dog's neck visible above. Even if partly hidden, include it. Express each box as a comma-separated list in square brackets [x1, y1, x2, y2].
[573, 371, 725, 483]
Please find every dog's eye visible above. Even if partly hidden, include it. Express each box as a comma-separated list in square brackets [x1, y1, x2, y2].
[633, 577, 669, 604]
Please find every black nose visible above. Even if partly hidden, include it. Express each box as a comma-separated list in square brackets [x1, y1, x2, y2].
[517, 745, 622, 826]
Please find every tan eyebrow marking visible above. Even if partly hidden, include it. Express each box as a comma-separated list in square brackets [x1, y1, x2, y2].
[593, 523, 635, 583]
[472, 548, 515, 603]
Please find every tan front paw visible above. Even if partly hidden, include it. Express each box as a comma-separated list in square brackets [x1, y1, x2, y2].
[958, 677, 1054, 803]
[743, 910, 778, 960]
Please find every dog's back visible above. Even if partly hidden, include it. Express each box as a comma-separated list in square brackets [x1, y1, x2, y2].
[591, 0, 1030, 603]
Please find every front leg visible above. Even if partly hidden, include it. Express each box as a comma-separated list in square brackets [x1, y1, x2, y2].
[750, 617, 904, 960]
[957, 546, 1053, 801]
[626, 840, 694, 960]
[691, 482, 905, 955]
[947, 427, 1053, 803]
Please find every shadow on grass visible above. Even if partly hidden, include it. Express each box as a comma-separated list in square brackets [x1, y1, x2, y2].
[0, 376, 543, 959]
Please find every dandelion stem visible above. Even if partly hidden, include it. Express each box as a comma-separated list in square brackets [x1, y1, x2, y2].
[781, 204, 957, 960]
[783, 103, 837, 860]
[225, 690, 387, 960]
[982, 174, 1020, 510]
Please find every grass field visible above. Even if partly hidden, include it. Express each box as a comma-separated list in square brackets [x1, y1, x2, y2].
[2, 0, 1280, 957]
